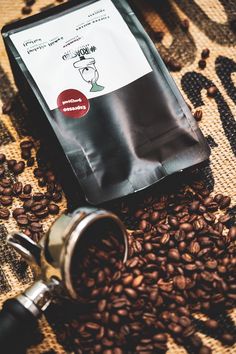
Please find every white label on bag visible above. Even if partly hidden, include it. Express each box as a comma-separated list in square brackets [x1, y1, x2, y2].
[10, 0, 152, 112]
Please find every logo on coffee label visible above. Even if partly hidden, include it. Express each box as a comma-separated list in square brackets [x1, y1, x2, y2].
[62, 44, 104, 93]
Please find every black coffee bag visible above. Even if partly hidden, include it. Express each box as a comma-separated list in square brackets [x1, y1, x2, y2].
[2, 0, 210, 205]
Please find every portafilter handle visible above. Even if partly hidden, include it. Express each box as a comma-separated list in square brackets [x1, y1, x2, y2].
[0, 232, 60, 354]
[0, 278, 59, 354]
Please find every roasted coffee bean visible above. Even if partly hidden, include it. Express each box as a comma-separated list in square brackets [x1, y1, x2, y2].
[122, 275, 133, 285]
[168, 249, 180, 261]
[0, 196, 12, 206]
[199, 345, 212, 354]
[201, 48, 210, 59]
[0, 208, 10, 219]
[194, 109, 203, 122]
[181, 19, 189, 31]
[0, 178, 11, 188]
[180, 223, 193, 232]
[166, 59, 182, 72]
[48, 203, 59, 215]
[23, 199, 34, 210]
[33, 168, 44, 178]
[0, 154, 6, 164]
[12, 208, 25, 218]
[207, 86, 218, 97]
[198, 59, 206, 69]
[21, 148, 31, 160]
[25, 0, 35, 5]
[168, 216, 179, 228]
[0, 166, 5, 177]
[214, 193, 223, 203]
[13, 161, 25, 174]
[219, 196, 231, 209]
[132, 275, 144, 288]
[46, 174, 56, 183]
[27, 214, 39, 223]
[20, 140, 33, 150]
[228, 226, 236, 241]
[27, 157, 35, 167]
[205, 319, 218, 330]
[124, 288, 137, 299]
[2, 188, 13, 196]
[7, 159, 16, 169]
[23, 184, 32, 194]
[51, 192, 62, 202]
[154, 31, 164, 42]
[150, 211, 159, 223]
[189, 200, 200, 212]
[174, 275, 186, 290]
[22, 5, 32, 14]
[168, 323, 182, 334]
[16, 215, 29, 226]
[13, 182, 23, 195]
[31, 202, 45, 212]
[33, 192, 44, 201]
[153, 333, 167, 343]
[221, 333, 235, 345]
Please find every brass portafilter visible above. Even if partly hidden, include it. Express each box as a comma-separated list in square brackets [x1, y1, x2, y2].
[0, 207, 128, 354]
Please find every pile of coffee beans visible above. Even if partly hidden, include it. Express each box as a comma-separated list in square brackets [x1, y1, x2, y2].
[72, 220, 125, 303]
[49, 181, 236, 354]
[0, 140, 61, 241]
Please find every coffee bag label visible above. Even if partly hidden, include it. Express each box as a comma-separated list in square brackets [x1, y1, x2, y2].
[10, 0, 152, 111]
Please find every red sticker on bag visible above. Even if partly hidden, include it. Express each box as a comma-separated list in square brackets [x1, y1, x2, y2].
[57, 89, 89, 118]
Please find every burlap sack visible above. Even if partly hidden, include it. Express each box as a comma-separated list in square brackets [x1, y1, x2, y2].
[0, 0, 235, 353]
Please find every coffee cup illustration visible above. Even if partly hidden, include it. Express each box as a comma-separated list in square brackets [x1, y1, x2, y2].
[73, 56, 104, 92]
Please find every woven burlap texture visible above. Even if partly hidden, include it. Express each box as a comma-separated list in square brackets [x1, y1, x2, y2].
[0, 0, 235, 353]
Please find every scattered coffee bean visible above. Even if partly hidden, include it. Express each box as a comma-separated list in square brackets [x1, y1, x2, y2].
[166, 59, 182, 72]
[13, 208, 25, 219]
[207, 86, 218, 97]
[21, 148, 31, 160]
[16, 215, 29, 226]
[219, 196, 231, 209]
[0, 154, 6, 164]
[13, 161, 25, 175]
[221, 333, 235, 345]
[204, 319, 218, 331]
[0, 196, 12, 206]
[7, 159, 16, 169]
[25, 0, 35, 6]
[201, 48, 210, 59]
[194, 109, 203, 122]
[23, 184, 32, 194]
[0, 208, 10, 219]
[198, 59, 206, 69]
[154, 31, 164, 42]
[21, 6, 32, 15]
[48, 203, 60, 215]
[20, 140, 33, 150]
[27, 157, 35, 167]
[181, 19, 189, 31]
[0, 166, 5, 177]
[1, 101, 12, 114]
[199, 345, 212, 354]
